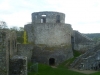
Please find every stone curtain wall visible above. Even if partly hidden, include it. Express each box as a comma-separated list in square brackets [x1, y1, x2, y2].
[32, 45, 73, 65]
[74, 30, 93, 52]
[33, 23, 72, 47]
[17, 44, 34, 61]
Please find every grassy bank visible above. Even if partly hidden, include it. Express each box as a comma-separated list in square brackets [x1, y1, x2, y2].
[28, 63, 86, 75]
[28, 63, 100, 75]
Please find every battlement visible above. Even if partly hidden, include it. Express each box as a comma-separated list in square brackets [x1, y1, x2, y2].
[32, 11, 65, 23]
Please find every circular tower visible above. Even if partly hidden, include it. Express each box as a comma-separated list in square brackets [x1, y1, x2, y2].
[31, 11, 72, 47]
[25, 11, 73, 65]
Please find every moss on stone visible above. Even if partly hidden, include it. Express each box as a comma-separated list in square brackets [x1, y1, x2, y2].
[35, 44, 72, 50]
[23, 30, 27, 44]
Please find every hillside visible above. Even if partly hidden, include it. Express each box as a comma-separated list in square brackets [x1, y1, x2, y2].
[84, 33, 100, 42]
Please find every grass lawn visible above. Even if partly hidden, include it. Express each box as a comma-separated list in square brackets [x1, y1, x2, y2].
[28, 63, 86, 75]
[28, 63, 100, 75]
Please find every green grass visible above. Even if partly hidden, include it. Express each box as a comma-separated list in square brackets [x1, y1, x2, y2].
[73, 50, 81, 57]
[28, 63, 100, 75]
[28, 63, 86, 75]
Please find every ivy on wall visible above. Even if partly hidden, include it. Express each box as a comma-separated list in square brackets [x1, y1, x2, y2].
[23, 30, 28, 44]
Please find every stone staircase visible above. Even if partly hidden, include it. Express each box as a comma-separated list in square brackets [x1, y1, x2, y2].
[71, 42, 100, 70]
[70, 44, 96, 69]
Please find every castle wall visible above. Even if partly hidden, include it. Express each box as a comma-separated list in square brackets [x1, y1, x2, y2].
[33, 23, 72, 47]
[17, 44, 34, 61]
[9, 55, 27, 75]
[24, 24, 34, 43]
[74, 30, 94, 52]
[32, 45, 73, 65]
[0, 30, 17, 75]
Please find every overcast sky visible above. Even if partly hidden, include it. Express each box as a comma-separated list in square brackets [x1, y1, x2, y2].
[0, 0, 100, 33]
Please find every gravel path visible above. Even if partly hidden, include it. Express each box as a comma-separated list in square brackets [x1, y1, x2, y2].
[69, 68, 98, 74]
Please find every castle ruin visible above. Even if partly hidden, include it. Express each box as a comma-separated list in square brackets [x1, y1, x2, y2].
[24, 11, 74, 65]
[0, 11, 96, 75]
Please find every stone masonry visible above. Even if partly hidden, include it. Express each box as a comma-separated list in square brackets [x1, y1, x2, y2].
[71, 43, 100, 70]
[74, 30, 94, 53]
[0, 30, 17, 75]
[0, 29, 27, 75]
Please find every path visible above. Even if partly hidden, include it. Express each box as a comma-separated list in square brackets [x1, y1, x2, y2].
[69, 68, 98, 74]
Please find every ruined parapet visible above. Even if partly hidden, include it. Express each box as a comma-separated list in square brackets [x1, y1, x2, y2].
[9, 55, 27, 75]
[32, 11, 65, 23]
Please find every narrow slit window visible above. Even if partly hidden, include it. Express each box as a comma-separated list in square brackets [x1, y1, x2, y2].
[56, 15, 60, 23]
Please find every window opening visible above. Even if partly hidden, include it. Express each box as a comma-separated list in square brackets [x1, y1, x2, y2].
[41, 15, 46, 23]
[56, 15, 60, 23]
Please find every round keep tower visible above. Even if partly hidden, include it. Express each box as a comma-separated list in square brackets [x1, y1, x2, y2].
[28, 11, 73, 47]
[32, 11, 65, 23]
[25, 11, 73, 65]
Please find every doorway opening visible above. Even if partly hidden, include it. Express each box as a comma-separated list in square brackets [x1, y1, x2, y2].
[49, 58, 55, 65]
[71, 36, 74, 50]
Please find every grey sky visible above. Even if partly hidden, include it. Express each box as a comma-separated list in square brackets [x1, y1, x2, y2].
[0, 0, 100, 33]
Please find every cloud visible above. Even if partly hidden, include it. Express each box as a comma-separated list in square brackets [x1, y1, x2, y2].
[2, 11, 31, 27]
[0, 0, 100, 33]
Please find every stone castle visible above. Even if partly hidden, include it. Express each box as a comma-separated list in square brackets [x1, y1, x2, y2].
[25, 11, 74, 65]
[0, 11, 96, 75]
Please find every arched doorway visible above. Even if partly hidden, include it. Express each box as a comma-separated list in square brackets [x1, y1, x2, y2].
[49, 58, 55, 65]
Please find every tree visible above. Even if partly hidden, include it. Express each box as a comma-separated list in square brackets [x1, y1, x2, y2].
[19, 27, 24, 31]
[0, 21, 8, 29]
[9, 26, 25, 43]
[10, 26, 19, 31]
